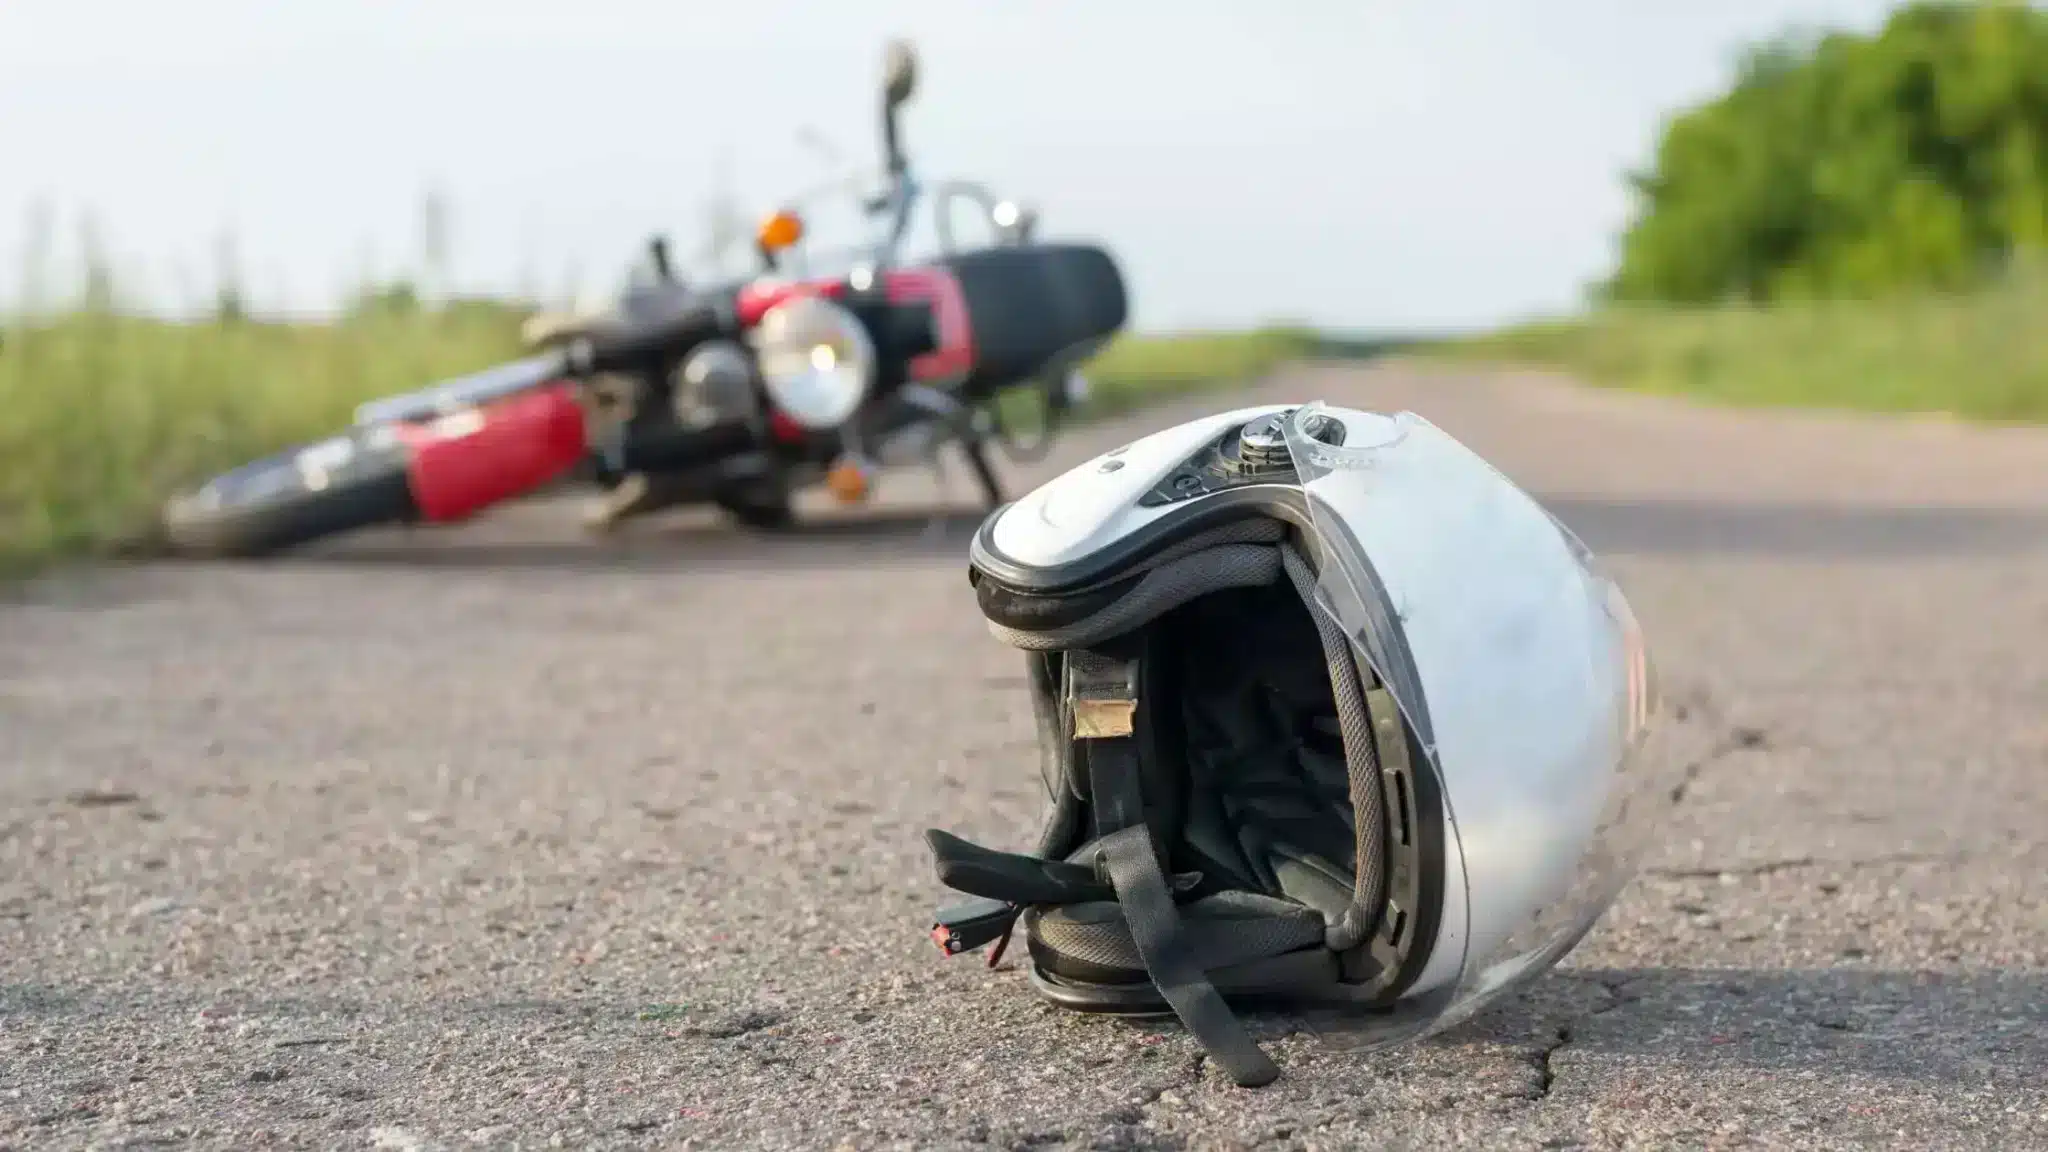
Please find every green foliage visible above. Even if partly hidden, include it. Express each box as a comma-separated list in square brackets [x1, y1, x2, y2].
[345, 280, 425, 320]
[0, 302, 526, 571]
[1608, 1, 2048, 303]
[1077, 327, 1330, 417]
[1426, 264, 2048, 422]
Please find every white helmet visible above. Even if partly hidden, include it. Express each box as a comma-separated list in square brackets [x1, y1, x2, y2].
[922, 403, 1669, 1087]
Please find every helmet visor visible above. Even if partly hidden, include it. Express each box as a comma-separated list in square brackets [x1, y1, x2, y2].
[1279, 403, 1684, 1048]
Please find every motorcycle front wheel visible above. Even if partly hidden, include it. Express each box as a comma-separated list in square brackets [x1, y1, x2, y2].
[986, 370, 1078, 466]
[161, 428, 418, 558]
[714, 482, 795, 530]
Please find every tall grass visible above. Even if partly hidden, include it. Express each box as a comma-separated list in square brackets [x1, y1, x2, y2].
[1077, 327, 1331, 416]
[1420, 267, 2048, 422]
[0, 304, 526, 570]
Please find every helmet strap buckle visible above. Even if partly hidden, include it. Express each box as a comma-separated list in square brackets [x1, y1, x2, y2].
[1063, 650, 1139, 740]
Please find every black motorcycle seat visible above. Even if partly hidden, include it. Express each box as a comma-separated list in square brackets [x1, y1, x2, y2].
[939, 243, 1129, 399]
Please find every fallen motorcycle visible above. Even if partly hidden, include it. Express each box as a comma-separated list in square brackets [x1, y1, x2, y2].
[160, 40, 1125, 558]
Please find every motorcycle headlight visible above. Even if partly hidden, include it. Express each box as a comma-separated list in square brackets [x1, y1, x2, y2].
[749, 294, 877, 431]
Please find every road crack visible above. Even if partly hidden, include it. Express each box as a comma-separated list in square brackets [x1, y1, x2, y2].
[1526, 974, 1640, 1100]
[1667, 704, 1770, 806]
[1649, 849, 1960, 880]
[1098, 1051, 1207, 1138]
[1652, 856, 1814, 879]
[681, 1008, 784, 1039]
[1532, 1026, 1570, 1097]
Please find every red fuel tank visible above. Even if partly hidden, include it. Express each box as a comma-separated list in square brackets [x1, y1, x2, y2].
[396, 383, 588, 523]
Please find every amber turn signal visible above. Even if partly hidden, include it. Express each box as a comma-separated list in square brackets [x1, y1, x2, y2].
[825, 457, 873, 504]
[756, 209, 805, 252]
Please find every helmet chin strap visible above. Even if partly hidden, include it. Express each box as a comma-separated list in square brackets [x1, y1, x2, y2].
[1064, 649, 1283, 1088]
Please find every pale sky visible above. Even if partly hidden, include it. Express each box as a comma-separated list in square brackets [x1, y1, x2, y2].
[1, 0, 1902, 333]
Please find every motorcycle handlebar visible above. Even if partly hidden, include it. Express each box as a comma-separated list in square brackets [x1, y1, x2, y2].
[882, 101, 907, 177]
[568, 297, 732, 375]
[567, 286, 933, 381]
[647, 234, 677, 284]
[880, 41, 914, 175]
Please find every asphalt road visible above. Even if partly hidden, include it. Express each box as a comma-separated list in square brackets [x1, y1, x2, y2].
[4, 363, 2045, 1152]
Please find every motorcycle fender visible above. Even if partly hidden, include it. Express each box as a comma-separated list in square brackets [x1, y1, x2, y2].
[394, 384, 589, 522]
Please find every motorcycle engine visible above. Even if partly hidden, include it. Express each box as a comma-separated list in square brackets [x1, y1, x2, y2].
[578, 373, 643, 440]
[672, 340, 760, 429]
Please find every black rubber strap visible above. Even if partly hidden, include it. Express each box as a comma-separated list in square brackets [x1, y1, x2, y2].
[1089, 740, 1281, 1088]
[924, 827, 1203, 906]
[925, 829, 1115, 905]
[1096, 825, 1281, 1087]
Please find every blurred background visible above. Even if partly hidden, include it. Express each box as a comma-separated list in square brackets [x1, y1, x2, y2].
[3, 0, 1916, 330]
[0, 0, 2041, 565]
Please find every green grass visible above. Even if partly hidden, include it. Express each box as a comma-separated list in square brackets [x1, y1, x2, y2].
[1417, 269, 2048, 423]
[0, 304, 527, 572]
[0, 308, 1324, 573]
[1076, 326, 1333, 417]
[12, 267, 2032, 576]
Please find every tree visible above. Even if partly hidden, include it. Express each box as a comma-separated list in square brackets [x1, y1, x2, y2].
[1605, 1, 2048, 303]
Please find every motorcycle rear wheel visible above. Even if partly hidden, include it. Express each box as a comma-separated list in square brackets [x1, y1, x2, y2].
[161, 430, 418, 558]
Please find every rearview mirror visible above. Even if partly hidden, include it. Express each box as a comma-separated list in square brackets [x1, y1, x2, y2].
[883, 39, 918, 108]
[646, 234, 676, 283]
[992, 201, 1039, 244]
